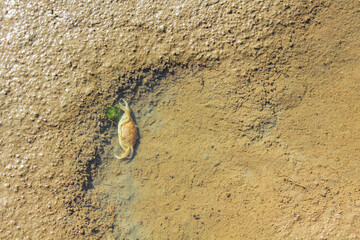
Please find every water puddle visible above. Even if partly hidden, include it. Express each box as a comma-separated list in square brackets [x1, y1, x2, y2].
[90, 68, 280, 238]
[90, 126, 147, 239]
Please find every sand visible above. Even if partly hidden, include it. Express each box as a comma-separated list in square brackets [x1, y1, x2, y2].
[1, 0, 360, 239]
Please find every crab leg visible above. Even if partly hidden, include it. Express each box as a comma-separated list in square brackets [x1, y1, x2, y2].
[115, 145, 132, 160]
[118, 99, 131, 125]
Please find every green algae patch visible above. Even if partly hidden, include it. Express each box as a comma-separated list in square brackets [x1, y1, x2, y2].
[104, 105, 123, 122]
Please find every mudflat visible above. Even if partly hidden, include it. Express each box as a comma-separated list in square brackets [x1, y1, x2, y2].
[1, 0, 359, 239]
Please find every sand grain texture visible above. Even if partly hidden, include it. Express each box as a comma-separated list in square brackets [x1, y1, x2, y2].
[1, 0, 359, 239]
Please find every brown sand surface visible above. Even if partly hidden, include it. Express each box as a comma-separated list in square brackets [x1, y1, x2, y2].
[1, 0, 359, 239]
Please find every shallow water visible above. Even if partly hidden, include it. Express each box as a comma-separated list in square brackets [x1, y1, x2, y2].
[92, 68, 283, 238]
[89, 125, 146, 239]
[93, 52, 360, 238]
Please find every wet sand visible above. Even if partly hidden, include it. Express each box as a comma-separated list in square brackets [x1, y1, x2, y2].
[1, 0, 360, 239]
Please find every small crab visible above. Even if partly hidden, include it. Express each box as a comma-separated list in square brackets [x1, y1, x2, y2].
[115, 99, 138, 160]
